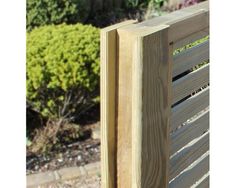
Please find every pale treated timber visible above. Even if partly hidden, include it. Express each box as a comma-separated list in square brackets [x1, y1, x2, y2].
[132, 26, 172, 188]
[116, 26, 164, 188]
[134, 1, 209, 43]
[116, 25, 172, 188]
[122, 3, 209, 44]
[115, 2, 209, 44]
[171, 87, 209, 132]
[173, 28, 209, 50]
[169, 152, 209, 188]
[116, 26, 134, 188]
[169, 132, 209, 180]
[139, 1, 208, 27]
[116, 26, 169, 188]
[100, 20, 136, 188]
[170, 110, 209, 155]
[168, 10, 209, 43]
[173, 40, 209, 78]
[172, 64, 209, 104]
[101, 3, 210, 188]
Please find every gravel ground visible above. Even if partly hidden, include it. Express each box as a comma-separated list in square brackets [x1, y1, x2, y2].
[36, 174, 101, 188]
[27, 138, 100, 175]
[27, 121, 101, 175]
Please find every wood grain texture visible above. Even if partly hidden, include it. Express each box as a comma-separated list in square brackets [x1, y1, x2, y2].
[137, 1, 209, 43]
[115, 24, 168, 188]
[172, 64, 209, 104]
[117, 27, 139, 188]
[169, 152, 209, 188]
[168, 10, 209, 42]
[171, 87, 209, 132]
[195, 174, 209, 188]
[132, 26, 172, 188]
[170, 110, 209, 155]
[100, 20, 136, 188]
[169, 132, 209, 180]
[110, 2, 209, 45]
[173, 40, 209, 78]
[173, 28, 209, 50]
[139, 1, 209, 27]
[101, 3, 210, 187]
[116, 24, 171, 188]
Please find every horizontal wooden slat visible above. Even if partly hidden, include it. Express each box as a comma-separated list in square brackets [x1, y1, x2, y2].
[195, 174, 209, 188]
[169, 152, 209, 188]
[170, 110, 209, 155]
[169, 10, 209, 43]
[172, 64, 209, 104]
[173, 28, 209, 50]
[173, 40, 209, 77]
[120, 2, 209, 43]
[139, 2, 209, 43]
[171, 87, 209, 132]
[169, 132, 209, 180]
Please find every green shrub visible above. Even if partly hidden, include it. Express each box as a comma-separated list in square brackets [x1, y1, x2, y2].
[27, 23, 100, 120]
[26, 0, 91, 30]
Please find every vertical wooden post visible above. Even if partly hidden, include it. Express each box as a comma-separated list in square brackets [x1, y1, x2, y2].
[116, 26, 138, 188]
[131, 26, 172, 188]
[100, 20, 136, 188]
[116, 25, 172, 188]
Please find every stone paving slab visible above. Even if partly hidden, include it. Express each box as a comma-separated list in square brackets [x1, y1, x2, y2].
[27, 162, 100, 188]
[27, 171, 55, 187]
[38, 174, 101, 188]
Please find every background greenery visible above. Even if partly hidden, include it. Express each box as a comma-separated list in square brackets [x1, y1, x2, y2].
[26, 0, 205, 154]
[27, 23, 100, 122]
[27, 0, 92, 31]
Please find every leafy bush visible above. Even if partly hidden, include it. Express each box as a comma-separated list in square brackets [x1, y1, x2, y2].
[27, 23, 100, 121]
[26, 0, 91, 30]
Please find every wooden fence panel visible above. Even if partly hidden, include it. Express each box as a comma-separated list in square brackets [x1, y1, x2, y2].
[101, 2, 209, 188]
